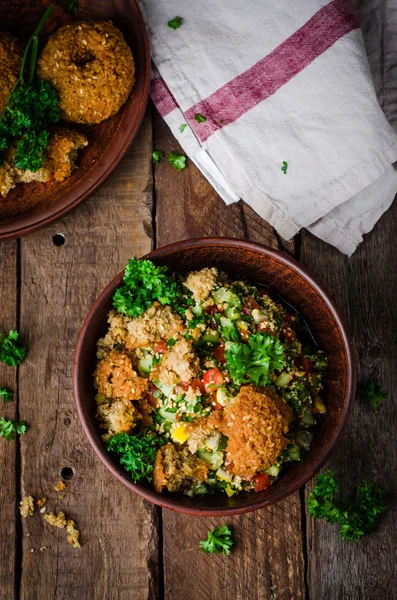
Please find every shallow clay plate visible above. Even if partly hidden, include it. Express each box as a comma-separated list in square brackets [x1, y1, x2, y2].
[0, 0, 150, 239]
[74, 238, 356, 516]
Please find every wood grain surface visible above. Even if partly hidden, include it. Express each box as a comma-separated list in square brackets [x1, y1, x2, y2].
[0, 104, 395, 600]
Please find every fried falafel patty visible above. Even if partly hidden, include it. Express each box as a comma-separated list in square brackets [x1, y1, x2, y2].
[0, 32, 23, 114]
[37, 21, 135, 125]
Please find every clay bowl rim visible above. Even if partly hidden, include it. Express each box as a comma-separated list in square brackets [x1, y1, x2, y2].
[0, 0, 150, 240]
[73, 237, 356, 516]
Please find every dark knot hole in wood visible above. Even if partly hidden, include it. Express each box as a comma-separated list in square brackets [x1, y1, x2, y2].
[53, 234, 65, 246]
[61, 467, 74, 481]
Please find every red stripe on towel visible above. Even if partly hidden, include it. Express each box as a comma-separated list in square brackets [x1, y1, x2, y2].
[185, 0, 358, 142]
[150, 77, 179, 117]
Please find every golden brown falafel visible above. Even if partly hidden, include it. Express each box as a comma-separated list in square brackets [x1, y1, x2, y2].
[0, 32, 23, 115]
[37, 21, 135, 125]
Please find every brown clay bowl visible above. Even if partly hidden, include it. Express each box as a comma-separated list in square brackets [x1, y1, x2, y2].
[0, 0, 150, 240]
[74, 238, 356, 516]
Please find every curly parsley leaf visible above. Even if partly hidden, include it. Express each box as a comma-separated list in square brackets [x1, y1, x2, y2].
[107, 431, 165, 483]
[0, 388, 13, 403]
[0, 417, 28, 441]
[358, 380, 387, 414]
[169, 151, 186, 171]
[307, 470, 386, 542]
[225, 332, 286, 386]
[194, 113, 206, 124]
[167, 16, 183, 29]
[281, 161, 288, 175]
[200, 525, 234, 556]
[179, 124, 187, 133]
[66, 0, 79, 14]
[0, 331, 27, 367]
[113, 258, 180, 318]
[152, 150, 164, 164]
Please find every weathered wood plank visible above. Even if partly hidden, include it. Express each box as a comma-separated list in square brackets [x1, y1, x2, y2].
[0, 240, 18, 600]
[301, 201, 397, 600]
[154, 108, 306, 600]
[17, 113, 161, 600]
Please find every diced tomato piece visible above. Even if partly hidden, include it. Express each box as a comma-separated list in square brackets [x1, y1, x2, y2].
[242, 307, 251, 315]
[253, 473, 271, 493]
[303, 357, 312, 379]
[154, 341, 167, 354]
[203, 368, 224, 393]
[176, 413, 181, 421]
[245, 296, 262, 310]
[213, 344, 226, 364]
[178, 382, 191, 392]
[144, 384, 159, 408]
[191, 378, 206, 394]
[214, 401, 223, 411]
[206, 305, 217, 315]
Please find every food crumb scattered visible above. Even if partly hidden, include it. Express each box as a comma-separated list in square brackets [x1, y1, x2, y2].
[30, 549, 34, 553]
[40, 547, 47, 552]
[36, 497, 47, 508]
[40, 507, 47, 513]
[44, 511, 67, 528]
[19, 496, 35, 518]
[26, 533, 30, 537]
[66, 519, 81, 548]
[54, 480, 67, 492]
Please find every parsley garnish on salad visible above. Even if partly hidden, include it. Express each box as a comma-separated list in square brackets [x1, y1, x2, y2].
[179, 124, 187, 133]
[152, 150, 164, 164]
[167, 16, 183, 30]
[358, 380, 387, 414]
[194, 113, 206, 124]
[225, 333, 286, 386]
[200, 525, 234, 555]
[106, 431, 165, 483]
[169, 151, 187, 171]
[281, 161, 288, 175]
[0, 388, 13, 403]
[0, 330, 27, 367]
[0, 6, 60, 172]
[0, 417, 28, 441]
[113, 258, 179, 318]
[307, 470, 386, 541]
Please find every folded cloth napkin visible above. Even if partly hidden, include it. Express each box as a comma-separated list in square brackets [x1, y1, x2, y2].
[138, 0, 397, 254]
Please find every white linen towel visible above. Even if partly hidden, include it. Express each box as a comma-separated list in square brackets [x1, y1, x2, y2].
[138, 0, 397, 254]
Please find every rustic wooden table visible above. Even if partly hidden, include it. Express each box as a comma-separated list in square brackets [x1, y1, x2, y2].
[0, 107, 396, 600]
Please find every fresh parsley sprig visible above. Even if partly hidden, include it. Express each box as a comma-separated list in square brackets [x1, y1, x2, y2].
[358, 380, 387, 414]
[0, 330, 27, 367]
[152, 150, 164, 164]
[113, 258, 180, 319]
[0, 388, 13, 403]
[0, 5, 60, 172]
[0, 417, 28, 441]
[107, 431, 165, 483]
[167, 16, 183, 30]
[225, 332, 286, 386]
[307, 470, 386, 542]
[169, 151, 187, 171]
[200, 525, 234, 556]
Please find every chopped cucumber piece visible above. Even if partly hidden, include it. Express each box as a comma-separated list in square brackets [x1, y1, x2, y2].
[138, 356, 153, 376]
[216, 467, 232, 482]
[197, 449, 224, 470]
[192, 304, 203, 316]
[300, 409, 315, 427]
[294, 429, 313, 451]
[224, 305, 240, 320]
[275, 372, 293, 387]
[282, 442, 301, 462]
[153, 380, 175, 397]
[265, 464, 281, 477]
[202, 331, 220, 344]
[204, 432, 221, 452]
[158, 407, 178, 422]
[252, 308, 267, 324]
[213, 287, 241, 308]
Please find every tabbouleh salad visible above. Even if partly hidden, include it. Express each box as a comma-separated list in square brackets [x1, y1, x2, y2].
[93, 258, 327, 497]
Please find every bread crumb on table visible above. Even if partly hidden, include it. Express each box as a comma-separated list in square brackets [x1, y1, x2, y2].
[19, 496, 35, 518]
[54, 481, 67, 492]
[66, 519, 81, 548]
[36, 497, 47, 508]
[44, 511, 67, 528]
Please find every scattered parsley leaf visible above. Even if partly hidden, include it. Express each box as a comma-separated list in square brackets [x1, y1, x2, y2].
[152, 150, 164, 164]
[0, 331, 27, 367]
[166, 337, 176, 348]
[358, 380, 387, 414]
[307, 470, 386, 542]
[219, 119, 224, 124]
[194, 113, 206, 124]
[66, 0, 79, 14]
[168, 16, 183, 29]
[0, 417, 28, 441]
[200, 525, 234, 555]
[113, 258, 180, 318]
[225, 332, 286, 386]
[107, 431, 165, 483]
[281, 161, 288, 175]
[169, 151, 186, 172]
[179, 124, 187, 133]
[0, 388, 13, 403]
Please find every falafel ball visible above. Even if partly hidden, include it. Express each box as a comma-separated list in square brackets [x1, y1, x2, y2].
[0, 32, 23, 114]
[37, 21, 135, 125]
